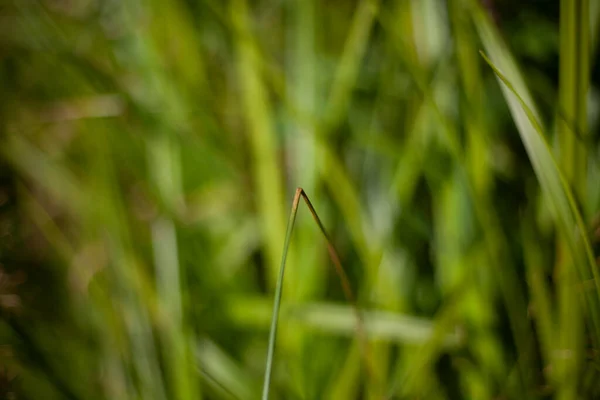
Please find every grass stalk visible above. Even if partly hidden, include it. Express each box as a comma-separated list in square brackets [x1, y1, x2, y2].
[262, 188, 379, 400]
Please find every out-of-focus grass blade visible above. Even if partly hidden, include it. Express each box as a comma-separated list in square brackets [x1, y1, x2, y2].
[2, 133, 84, 212]
[388, 295, 463, 398]
[323, 341, 362, 400]
[323, 0, 379, 132]
[152, 216, 198, 400]
[286, 0, 321, 305]
[521, 219, 554, 374]
[230, 0, 287, 290]
[196, 339, 258, 400]
[226, 296, 462, 346]
[450, 1, 510, 395]
[319, 143, 379, 270]
[555, 1, 589, 397]
[384, 4, 533, 393]
[474, 3, 600, 344]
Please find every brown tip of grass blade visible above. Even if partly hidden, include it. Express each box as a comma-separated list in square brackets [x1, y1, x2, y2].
[261, 187, 380, 400]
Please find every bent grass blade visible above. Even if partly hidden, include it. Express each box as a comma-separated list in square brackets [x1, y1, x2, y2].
[261, 187, 379, 400]
[478, 52, 600, 307]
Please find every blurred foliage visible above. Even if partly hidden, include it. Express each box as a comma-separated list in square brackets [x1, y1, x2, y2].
[0, 0, 599, 399]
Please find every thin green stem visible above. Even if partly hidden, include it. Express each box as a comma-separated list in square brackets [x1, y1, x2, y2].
[261, 188, 301, 400]
[262, 188, 378, 400]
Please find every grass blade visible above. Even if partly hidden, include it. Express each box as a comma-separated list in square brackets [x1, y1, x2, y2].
[474, 3, 600, 385]
[230, 0, 287, 289]
[324, 0, 379, 132]
[478, 49, 600, 326]
[226, 296, 463, 346]
[262, 187, 378, 399]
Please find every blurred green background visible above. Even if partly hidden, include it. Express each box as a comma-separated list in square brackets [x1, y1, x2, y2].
[1, 0, 600, 399]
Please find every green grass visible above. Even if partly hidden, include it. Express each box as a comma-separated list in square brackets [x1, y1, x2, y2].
[0, 0, 599, 399]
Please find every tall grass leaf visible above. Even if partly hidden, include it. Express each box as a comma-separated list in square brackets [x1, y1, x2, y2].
[230, 0, 287, 289]
[287, 0, 321, 304]
[324, 0, 379, 132]
[555, 1, 590, 396]
[384, 6, 533, 392]
[474, 7, 600, 345]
